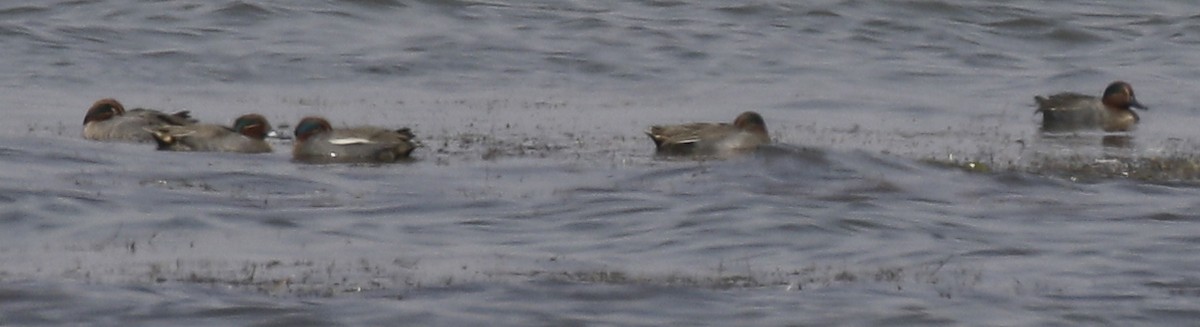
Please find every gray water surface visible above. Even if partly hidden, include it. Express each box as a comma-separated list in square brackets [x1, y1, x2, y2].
[3, 0, 1200, 326]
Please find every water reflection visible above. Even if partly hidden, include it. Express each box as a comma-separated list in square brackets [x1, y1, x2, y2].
[1101, 135, 1133, 148]
[1035, 131, 1134, 149]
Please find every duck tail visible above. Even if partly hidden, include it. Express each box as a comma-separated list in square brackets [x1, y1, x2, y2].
[395, 127, 416, 139]
[145, 127, 175, 150]
[1033, 96, 1048, 114]
[163, 110, 197, 125]
[645, 127, 666, 147]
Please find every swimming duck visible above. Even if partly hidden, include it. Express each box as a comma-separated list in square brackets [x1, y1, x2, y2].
[82, 98, 195, 142]
[1035, 81, 1147, 132]
[151, 114, 273, 153]
[292, 116, 417, 163]
[645, 111, 770, 156]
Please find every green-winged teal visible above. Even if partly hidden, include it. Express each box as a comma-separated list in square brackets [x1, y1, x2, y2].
[82, 98, 195, 142]
[292, 116, 417, 163]
[646, 111, 770, 156]
[1035, 81, 1147, 132]
[151, 114, 273, 153]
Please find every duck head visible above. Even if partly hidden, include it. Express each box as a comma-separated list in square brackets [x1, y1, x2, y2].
[83, 98, 126, 125]
[1102, 81, 1147, 111]
[733, 111, 768, 136]
[294, 116, 333, 142]
[233, 114, 273, 140]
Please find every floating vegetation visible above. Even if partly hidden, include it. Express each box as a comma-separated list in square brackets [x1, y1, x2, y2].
[17, 253, 988, 298]
[924, 152, 1200, 183]
[505, 259, 982, 297]
[154, 261, 981, 297]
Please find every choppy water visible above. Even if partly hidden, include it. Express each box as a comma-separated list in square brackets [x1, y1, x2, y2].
[4, 0, 1200, 325]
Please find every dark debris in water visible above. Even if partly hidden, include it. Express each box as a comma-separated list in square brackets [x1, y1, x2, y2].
[426, 131, 595, 162]
[24, 255, 988, 299]
[497, 260, 981, 295]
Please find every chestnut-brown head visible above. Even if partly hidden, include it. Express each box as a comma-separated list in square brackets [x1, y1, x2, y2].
[732, 111, 768, 136]
[294, 116, 333, 142]
[1102, 81, 1147, 111]
[83, 98, 126, 125]
[233, 114, 272, 140]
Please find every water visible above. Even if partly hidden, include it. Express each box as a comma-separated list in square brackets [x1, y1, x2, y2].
[3, 0, 1200, 325]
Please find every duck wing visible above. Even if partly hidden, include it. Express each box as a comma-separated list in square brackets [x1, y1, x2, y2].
[1034, 93, 1094, 112]
[646, 123, 727, 147]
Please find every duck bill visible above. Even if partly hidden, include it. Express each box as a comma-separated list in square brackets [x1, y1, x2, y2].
[1130, 98, 1148, 110]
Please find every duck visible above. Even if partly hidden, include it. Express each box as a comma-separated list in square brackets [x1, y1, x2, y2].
[150, 114, 273, 153]
[291, 116, 417, 163]
[1034, 81, 1147, 132]
[82, 98, 195, 142]
[645, 111, 770, 156]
